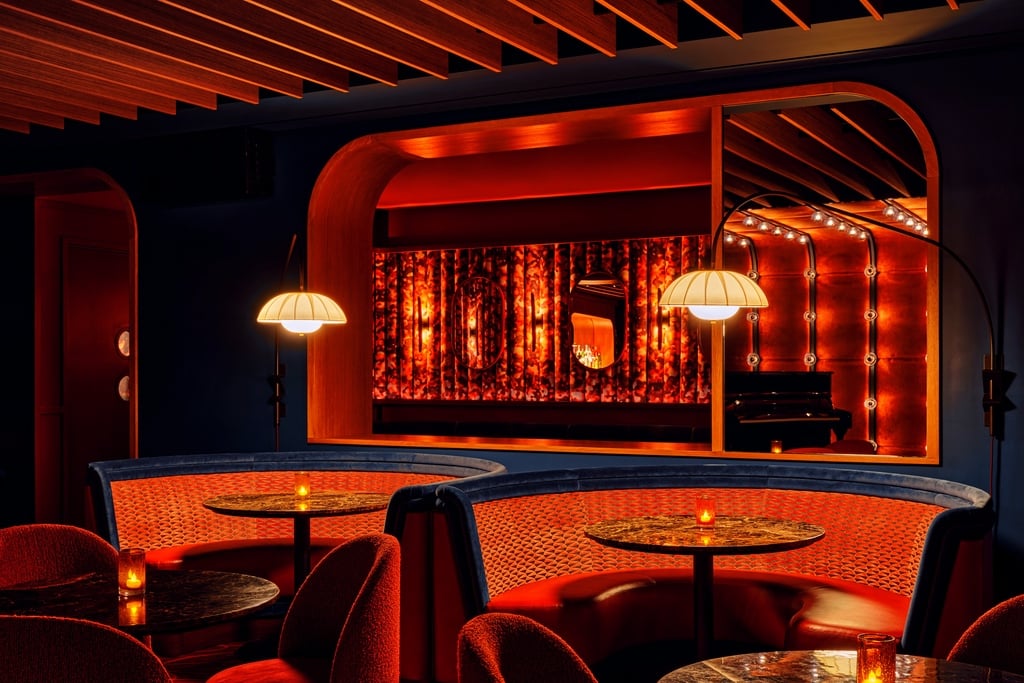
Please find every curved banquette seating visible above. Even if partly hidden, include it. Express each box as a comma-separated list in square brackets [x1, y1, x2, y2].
[86, 448, 505, 676]
[427, 464, 993, 683]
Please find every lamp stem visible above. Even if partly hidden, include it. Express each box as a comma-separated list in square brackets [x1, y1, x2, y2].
[270, 233, 299, 452]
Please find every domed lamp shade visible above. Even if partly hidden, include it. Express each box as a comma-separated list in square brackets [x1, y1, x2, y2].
[659, 269, 768, 321]
[257, 291, 347, 334]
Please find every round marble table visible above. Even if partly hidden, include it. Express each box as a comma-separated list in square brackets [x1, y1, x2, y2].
[0, 569, 280, 635]
[658, 650, 1024, 682]
[584, 514, 825, 660]
[203, 490, 390, 590]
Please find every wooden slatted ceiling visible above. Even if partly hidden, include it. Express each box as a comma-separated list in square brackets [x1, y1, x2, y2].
[0, 0, 968, 136]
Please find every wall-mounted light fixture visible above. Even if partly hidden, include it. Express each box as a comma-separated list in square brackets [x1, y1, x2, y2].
[257, 234, 346, 450]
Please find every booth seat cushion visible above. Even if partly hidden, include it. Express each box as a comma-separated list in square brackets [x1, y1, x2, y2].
[486, 568, 908, 665]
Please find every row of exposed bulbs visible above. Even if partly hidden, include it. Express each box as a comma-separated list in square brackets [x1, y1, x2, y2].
[881, 201, 929, 235]
[727, 202, 927, 244]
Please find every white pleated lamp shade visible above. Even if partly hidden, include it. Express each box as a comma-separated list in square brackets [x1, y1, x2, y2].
[659, 269, 769, 321]
[257, 291, 347, 334]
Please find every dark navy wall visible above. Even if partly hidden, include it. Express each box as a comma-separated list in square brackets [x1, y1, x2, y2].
[2, 34, 1021, 596]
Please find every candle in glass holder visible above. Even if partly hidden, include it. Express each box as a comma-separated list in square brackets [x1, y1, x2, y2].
[118, 597, 147, 626]
[857, 633, 896, 683]
[118, 547, 146, 597]
[695, 495, 716, 528]
[294, 471, 311, 498]
[770, 439, 783, 454]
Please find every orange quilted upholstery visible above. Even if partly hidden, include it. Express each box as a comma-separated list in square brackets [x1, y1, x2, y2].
[474, 488, 937, 600]
[110, 470, 450, 550]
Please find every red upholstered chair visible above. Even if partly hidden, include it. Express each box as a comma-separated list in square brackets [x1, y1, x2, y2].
[0, 523, 118, 587]
[0, 614, 173, 682]
[946, 594, 1024, 676]
[457, 612, 599, 683]
[207, 532, 401, 683]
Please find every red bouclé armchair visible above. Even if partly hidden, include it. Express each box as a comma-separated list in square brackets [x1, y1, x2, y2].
[947, 594, 1024, 676]
[207, 533, 401, 683]
[457, 612, 599, 683]
[0, 614, 173, 682]
[0, 523, 118, 587]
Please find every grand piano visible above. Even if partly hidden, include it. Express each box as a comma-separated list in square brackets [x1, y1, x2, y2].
[724, 371, 853, 452]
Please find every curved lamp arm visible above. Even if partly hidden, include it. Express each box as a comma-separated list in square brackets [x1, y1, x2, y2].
[681, 189, 1012, 440]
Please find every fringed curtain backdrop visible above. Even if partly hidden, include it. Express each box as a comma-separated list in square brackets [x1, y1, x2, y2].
[372, 236, 708, 405]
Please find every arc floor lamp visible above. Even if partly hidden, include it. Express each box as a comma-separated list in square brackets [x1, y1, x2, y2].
[659, 190, 1014, 443]
[257, 233, 346, 450]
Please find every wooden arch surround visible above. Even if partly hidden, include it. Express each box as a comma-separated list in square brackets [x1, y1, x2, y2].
[306, 81, 939, 463]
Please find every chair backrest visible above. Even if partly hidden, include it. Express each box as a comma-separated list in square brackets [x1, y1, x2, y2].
[947, 594, 1024, 675]
[457, 612, 599, 683]
[0, 523, 118, 587]
[278, 532, 401, 683]
[0, 615, 173, 682]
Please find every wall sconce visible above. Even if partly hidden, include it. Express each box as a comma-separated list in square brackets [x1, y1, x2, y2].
[257, 234, 346, 451]
[416, 297, 432, 352]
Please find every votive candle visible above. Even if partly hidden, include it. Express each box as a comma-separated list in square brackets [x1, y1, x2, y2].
[118, 547, 146, 597]
[695, 495, 716, 528]
[294, 471, 311, 498]
[857, 633, 896, 683]
[118, 597, 146, 626]
[770, 439, 783, 454]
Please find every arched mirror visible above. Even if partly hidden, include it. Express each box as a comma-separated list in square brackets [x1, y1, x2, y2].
[451, 276, 505, 370]
[570, 272, 626, 370]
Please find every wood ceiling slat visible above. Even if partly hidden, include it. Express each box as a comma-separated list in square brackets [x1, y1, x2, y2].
[0, 101, 64, 129]
[333, 0, 501, 73]
[724, 152, 819, 201]
[160, 0, 398, 86]
[777, 107, 910, 197]
[244, 0, 448, 79]
[725, 130, 840, 201]
[829, 101, 926, 180]
[422, 0, 558, 65]
[0, 86, 102, 124]
[0, 32, 207, 113]
[0, 114, 31, 134]
[0, 54, 140, 119]
[0, 4, 229, 108]
[681, 0, 744, 40]
[79, 0, 349, 94]
[4, 0, 260, 104]
[596, 0, 678, 48]
[770, 0, 812, 30]
[728, 111, 876, 200]
[509, 0, 617, 57]
[73, 0, 305, 97]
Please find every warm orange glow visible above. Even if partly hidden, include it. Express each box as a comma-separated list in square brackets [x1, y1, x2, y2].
[294, 471, 311, 498]
[118, 548, 146, 597]
[695, 496, 716, 528]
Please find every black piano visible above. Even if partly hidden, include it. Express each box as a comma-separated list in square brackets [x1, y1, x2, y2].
[724, 371, 852, 452]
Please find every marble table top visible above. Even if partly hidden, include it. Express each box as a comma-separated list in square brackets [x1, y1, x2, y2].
[584, 514, 825, 556]
[203, 490, 391, 518]
[658, 650, 1024, 682]
[0, 569, 280, 635]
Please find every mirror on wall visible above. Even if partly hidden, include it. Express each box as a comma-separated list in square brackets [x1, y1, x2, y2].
[451, 276, 505, 370]
[570, 272, 626, 370]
